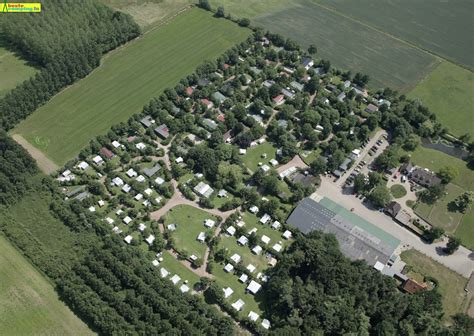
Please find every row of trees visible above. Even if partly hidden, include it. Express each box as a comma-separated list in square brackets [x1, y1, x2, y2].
[0, 0, 140, 129]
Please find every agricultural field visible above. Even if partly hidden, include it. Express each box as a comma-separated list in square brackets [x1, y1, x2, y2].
[13, 8, 250, 166]
[0, 235, 92, 336]
[0, 42, 38, 98]
[401, 249, 468, 321]
[255, 1, 439, 92]
[409, 61, 474, 138]
[100, 0, 193, 28]
[316, 0, 474, 70]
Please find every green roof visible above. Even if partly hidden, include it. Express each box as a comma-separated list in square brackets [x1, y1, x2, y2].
[319, 197, 401, 249]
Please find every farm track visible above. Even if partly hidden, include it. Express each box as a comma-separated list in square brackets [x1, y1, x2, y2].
[12, 134, 58, 174]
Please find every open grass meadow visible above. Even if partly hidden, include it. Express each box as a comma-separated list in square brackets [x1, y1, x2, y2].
[13, 8, 250, 166]
[408, 61, 474, 138]
[455, 210, 474, 250]
[414, 183, 465, 234]
[254, 1, 439, 92]
[0, 41, 38, 98]
[316, 0, 474, 70]
[401, 249, 468, 321]
[241, 142, 277, 172]
[0, 236, 92, 335]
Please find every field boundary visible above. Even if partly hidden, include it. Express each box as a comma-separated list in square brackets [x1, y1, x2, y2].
[11, 134, 58, 174]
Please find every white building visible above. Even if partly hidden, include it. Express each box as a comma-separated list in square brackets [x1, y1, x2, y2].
[197, 232, 206, 243]
[194, 181, 214, 198]
[230, 253, 241, 264]
[223, 287, 234, 299]
[248, 311, 259, 322]
[204, 219, 216, 228]
[246, 280, 262, 295]
[260, 213, 271, 224]
[252, 245, 263, 255]
[226, 226, 236, 236]
[145, 235, 155, 246]
[282, 230, 292, 240]
[124, 235, 133, 244]
[261, 235, 271, 245]
[231, 299, 245, 311]
[126, 168, 138, 178]
[237, 236, 248, 246]
[224, 263, 234, 273]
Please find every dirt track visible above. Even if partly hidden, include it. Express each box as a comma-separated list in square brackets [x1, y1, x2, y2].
[12, 134, 58, 175]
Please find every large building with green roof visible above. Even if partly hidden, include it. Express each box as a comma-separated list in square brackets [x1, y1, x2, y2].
[287, 197, 400, 267]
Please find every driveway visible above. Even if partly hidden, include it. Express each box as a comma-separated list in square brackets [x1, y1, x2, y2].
[315, 177, 474, 278]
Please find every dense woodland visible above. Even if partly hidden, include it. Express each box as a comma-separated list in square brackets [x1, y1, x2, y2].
[264, 232, 472, 335]
[1, 2, 473, 335]
[0, 131, 38, 205]
[0, 0, 140, 129]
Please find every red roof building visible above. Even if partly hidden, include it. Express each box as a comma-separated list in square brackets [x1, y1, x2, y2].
[217, 114, 225, 122]
[402, 279, 427, 294]
[185, 87, 194, 96]
[201, 98, 214, 109]
[100, 147, 115, 159]
[272, 94, 285, 105]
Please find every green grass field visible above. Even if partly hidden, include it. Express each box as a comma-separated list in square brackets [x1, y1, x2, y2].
[100, 0, 193, 28]
[0, 43, 38, 98]
[241, 142, 277, 172]
[163, 205, 218, 259]
[415, 183, 465, 234]
[316, 0, 474, 70]
[390, 184, 407, 199]
[409, 61, 474, 138]
[159, 251, 200, 288]
[13, 8, 250, 165]
[455, 210, 474, 250]
[254, 1, 439, 92]
[401, 249, 467, 321]
[0, 235, 92, 335]
[409, 146, 473, 191]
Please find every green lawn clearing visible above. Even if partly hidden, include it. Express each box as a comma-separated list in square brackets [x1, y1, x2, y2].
[163, 205, 218, 259]
[454, 209, 474, 250]
[241, 142, 277, 172]
[414, 183, 465, 234]
[255, 1, 439, 92]
[13, 8, 250, 165]
[242, 212, 291, 250]
[0, 42, 38, 98]
[210, 0, 293, 19]
[0, 235, 92, 335]
[158, 251, 200, 289]
[210, 262, 264, 318]
[390, 184, 407, 199]
[401, 249, 467, 321]
[409, 146, 474, 191]
[219, 236, 270, 274]
[409, 61, 474, 138]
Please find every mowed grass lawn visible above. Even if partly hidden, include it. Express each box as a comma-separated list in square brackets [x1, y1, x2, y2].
[0, 43, 38, 98]
[0, 235, 92, 335]
[415, 183, 465, 234]
[401, 249, 467, 321]
[317, 0, 474, 69]
[163, 205, 218, 259]
[241, 142, 277, 172]
[13, 8, 250, 165]
[255, 1, 439, 92]
[456, 210, 474, 250]
[409, 61, 474, 138]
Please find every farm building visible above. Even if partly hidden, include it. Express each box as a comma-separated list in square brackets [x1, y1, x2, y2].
[287, 197, 400, 267]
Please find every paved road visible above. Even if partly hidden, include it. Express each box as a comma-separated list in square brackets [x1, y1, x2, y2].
[315, 177, 474, 278]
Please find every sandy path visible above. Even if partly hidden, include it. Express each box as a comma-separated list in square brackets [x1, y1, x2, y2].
[12, 134, 59, 174]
